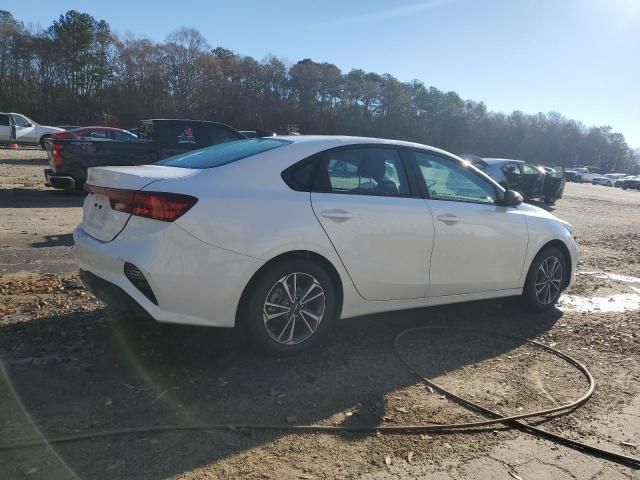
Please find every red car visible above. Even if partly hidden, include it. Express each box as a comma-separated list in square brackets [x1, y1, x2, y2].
[52, 126, 137, 142]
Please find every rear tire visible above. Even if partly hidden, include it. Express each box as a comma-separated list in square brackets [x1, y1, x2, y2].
[544, 196, 557, 205]
[243, 259, 339, 356]
[522, 247, 568, 312]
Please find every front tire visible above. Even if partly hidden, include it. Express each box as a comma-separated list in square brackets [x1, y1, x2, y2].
[522, 247, 567, 312]
[544, 196, 557, 205]
[39, 135, 51, 149]
[244, 259, 339, 356]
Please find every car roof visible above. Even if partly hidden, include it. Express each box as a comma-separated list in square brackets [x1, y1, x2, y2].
[481, 158, 525, 164]
[273, 135, 456, 157]
[71, 126, 131, 132]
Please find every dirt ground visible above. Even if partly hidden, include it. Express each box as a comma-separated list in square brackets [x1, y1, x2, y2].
[0, 148, 638, 480]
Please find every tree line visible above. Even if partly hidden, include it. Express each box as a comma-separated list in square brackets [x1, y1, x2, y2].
[1, 9, 638, 172]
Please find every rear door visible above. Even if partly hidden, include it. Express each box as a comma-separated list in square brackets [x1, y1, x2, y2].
[518, 162, 544, 198]
[0, 114, 10, 141]
[310, 146, 435, 300]
[409, 150, 529, 297]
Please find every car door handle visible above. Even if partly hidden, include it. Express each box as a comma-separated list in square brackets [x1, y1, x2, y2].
[321, 209, 353, 221]
[436, 214, 459, 225]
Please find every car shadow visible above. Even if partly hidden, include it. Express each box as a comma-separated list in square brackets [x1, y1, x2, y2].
[30, 233, 74, 248]
[0, 158, 49, 166]
[0, 298, 563, 479]
[0, 188, 84, 208]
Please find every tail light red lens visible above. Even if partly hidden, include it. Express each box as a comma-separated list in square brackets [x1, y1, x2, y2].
[85, 185, 197, 222]
[52, 131, 75, 140]
[52, 144, 64, 166]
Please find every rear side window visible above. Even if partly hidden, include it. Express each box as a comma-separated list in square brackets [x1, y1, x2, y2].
[156, 138, 291, 169]
[0, 114, 9, 126]
[315, 148, 410, 196]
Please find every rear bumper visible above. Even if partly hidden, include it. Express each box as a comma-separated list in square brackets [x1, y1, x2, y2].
[44, 168, 76, 190]
[79, 269, 150, 319]
[73, 219, 264, 328]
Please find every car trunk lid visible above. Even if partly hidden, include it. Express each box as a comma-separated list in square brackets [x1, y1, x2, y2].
[81, 165, 198, 242]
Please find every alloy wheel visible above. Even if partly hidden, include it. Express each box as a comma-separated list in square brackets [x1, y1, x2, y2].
[263, 272, 326, 345]
[535, 256, 563, 304]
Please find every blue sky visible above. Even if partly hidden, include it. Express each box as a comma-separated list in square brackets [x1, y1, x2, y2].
[10, 0, 640, 147]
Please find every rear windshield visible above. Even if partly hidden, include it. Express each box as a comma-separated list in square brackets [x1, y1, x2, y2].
[155, 138, 291, 169]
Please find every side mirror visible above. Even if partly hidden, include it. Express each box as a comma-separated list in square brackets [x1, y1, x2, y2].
[500, 189, 523, 207]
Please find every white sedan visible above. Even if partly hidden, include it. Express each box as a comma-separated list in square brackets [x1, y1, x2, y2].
[74, 136, 578, 355]
[592, 173, 626, 187]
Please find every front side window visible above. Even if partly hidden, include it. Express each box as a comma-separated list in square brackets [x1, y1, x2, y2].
[12, 115, 30, 127]
[522, 162, 537, 175]
[208, 126, 245, 145]
[111, 131, 135, 141]
[413, 151, 496, 204]
[314, 148, 410, 196]
[87, 130, 108, 139]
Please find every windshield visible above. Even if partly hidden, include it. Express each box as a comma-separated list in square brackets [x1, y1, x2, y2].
[155, 138, 291, 169]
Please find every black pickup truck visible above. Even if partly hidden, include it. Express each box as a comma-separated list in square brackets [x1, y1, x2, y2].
[44, 119, 246, 191]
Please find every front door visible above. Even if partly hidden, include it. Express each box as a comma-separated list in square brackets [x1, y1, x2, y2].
[409, 150, 529, 297]
[11, 114, 37, 143]
[310, 146, 434, 300]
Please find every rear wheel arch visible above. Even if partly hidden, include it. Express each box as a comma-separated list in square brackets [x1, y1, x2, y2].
[235, 250, 344, 326]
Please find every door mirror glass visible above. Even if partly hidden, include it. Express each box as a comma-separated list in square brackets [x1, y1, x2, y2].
[500, 190, 523, 207]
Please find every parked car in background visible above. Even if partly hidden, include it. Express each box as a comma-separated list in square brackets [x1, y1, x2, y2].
[614, 175, 635, 188]
[569, 167, 600, 183]
[619, 176, 640, 190]
[0, 112, 64, 148]
[592, 173, 627, 187]
[460, 156, 565, 204]
[74, 136, 577, 355]
[564, 169, 579, 182]
[44, 119, 246, 191]
[52, 126, 138, 142]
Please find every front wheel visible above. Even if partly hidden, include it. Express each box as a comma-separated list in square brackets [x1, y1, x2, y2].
[39, 135, 51, 149]
[244, 259, 339, 356]
[606, 181, 612, 187]
[522, 247, 568, 312]
[544, 196, 558, 205]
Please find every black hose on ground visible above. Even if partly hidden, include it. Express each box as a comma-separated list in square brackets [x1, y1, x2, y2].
[1, 326, 638, 469]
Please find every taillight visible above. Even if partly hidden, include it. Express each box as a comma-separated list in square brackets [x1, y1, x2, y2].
[85, 185, 197, 222]
[52, 144, 64, 167]
[52, 131, 75, 140]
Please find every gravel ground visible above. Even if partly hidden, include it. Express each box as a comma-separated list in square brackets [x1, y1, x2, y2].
[0, 148, 639, 480]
